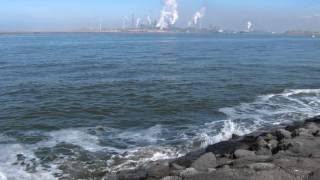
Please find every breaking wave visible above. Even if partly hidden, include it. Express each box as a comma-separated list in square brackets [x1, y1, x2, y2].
[0, 88, 319, 179]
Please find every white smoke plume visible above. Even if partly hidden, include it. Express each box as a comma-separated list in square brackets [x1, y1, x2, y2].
[136, 18, 141, 28]
[146, 16, 152, 26]
[247, 21, 253, 31]
[157, 0, 179, 30]
[192, 7, 206, 26]
[122, 16, 129, 29]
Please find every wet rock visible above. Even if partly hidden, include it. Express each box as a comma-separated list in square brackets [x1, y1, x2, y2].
[234, 149, 255, 159]
[172, 149, 205, 167]
[206, 140, 249, 156]
[17, 154, 26, 161]
[232, 134, 241, 140]
[191, 152, 217, 172]
[276, 129, 292, 139]
[305, 116, 320, 123]
[117, 169, 147, 180]
[146, 160, 170, 178]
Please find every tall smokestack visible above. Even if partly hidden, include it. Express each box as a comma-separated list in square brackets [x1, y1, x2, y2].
[156, 0, 179, 30]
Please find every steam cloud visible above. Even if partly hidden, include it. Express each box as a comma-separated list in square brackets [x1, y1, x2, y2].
[190, 7, 206, 26]
[247, 21, 253, 31]
[157, 0, 179, 29]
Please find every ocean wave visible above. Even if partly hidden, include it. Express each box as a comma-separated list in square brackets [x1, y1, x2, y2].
[0, 88, 319, 179]
[196, 88, 320, 147]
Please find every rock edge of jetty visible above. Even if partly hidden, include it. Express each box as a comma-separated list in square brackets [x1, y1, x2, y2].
[106, 115, 320, 180]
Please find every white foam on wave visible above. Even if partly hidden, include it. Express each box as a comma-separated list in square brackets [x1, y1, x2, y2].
[1, 88, 320, 178]
[107, 146, 182, 171]
[197, 88, 320, 147]
[0, 128, 106, 180]
[42, 128, 104, 152]
[0, 144, 56, 180]
[111, 124, 165, 145]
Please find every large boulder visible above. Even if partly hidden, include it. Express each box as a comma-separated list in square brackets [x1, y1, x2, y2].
[234, 149, 256, 159]
[146, 160, 170, 178]
[276, 129, 292, 139]
[206, 140, 249, 156]
[172, 149, 206, 167]
[191, 152, 217, 172]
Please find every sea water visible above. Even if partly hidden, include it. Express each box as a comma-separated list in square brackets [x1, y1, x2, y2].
[0, 33, 319, 179]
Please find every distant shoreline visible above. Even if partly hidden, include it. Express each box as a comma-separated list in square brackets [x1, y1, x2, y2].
[0, 31, 318, 37]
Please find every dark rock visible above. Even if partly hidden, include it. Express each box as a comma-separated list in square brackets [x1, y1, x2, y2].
[17, 154, 26, 161]
[117, 169, 147, 180]
[234, 149, 255, 159]
[232, 134, 241, 140]
[172, 149, 205, 167]
[276, 129, 292, 139]
[206, 140, 248, 156]
[190, 152, 217, 172]
[305, 116, 320, 123]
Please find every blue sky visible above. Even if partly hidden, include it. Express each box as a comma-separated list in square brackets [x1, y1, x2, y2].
[0, 0, 319, 32]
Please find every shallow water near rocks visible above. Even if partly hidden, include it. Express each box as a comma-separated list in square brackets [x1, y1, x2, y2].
[0, 33, 320, 179]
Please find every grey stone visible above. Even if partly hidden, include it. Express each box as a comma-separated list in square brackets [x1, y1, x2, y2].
[179, 168, 199, 178]
[170, 163, 185, 170]
[292, 128, 313, 137]
[246, 163, 276, 171]
[309, 169, 320, 180]
[268, 139, 278, 150]
[256, 136, 268, 148]
[117, 169, 147, 180]
[161, 176, 182, 180]
[191, 152, 217, 172]
[234, 149, 255, 159]
[256, 147, 272, 156]
[276, 129, 292, 139]
[146, 161, 170, 178]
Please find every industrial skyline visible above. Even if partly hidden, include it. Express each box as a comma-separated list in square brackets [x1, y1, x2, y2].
[0, 0, 319, 32]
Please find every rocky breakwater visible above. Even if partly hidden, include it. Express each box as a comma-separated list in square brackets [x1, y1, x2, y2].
[107, 116, 320, 180]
